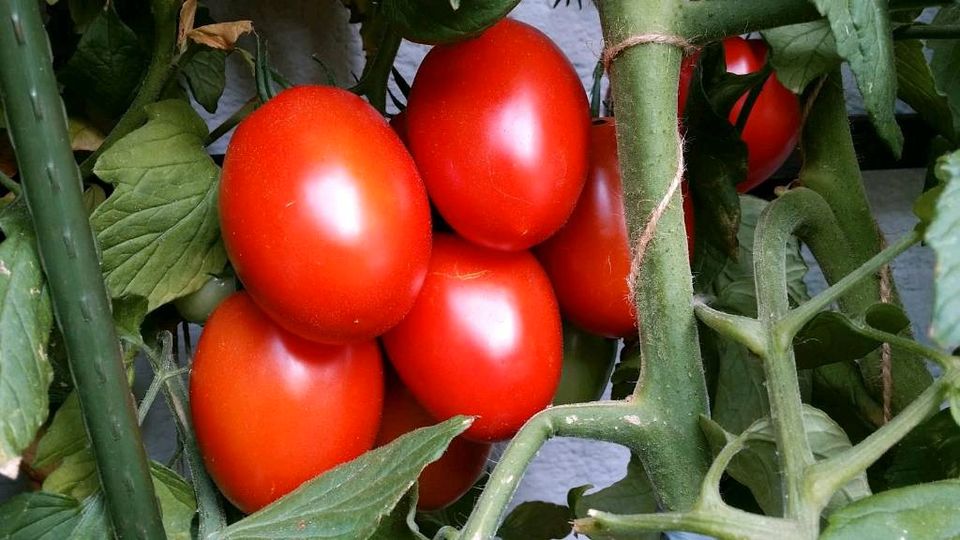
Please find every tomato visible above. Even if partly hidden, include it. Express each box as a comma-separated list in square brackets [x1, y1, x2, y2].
[383, 234, 562, 441]
[535, 118, 694, 338]
[552, 322, 619, 406]
[174, 273, 236, 324]
[220, 86, 432, 344]
[678, 37, 801, 193]
[189, 293, 384, 513]
[389, 110, 408, 145]
[376, 375, 490, 510]
[405, 19, 590, 251]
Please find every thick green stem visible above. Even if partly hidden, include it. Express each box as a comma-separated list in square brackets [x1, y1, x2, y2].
[799, 70, 933, 415]
[458, 402, 655, 539]
[596, 0, 710, 512]
[0, 0, 164, 537]
[574, 505, 804, 540]
[806, 369, 959, 509]
[78, 0, 179, 178]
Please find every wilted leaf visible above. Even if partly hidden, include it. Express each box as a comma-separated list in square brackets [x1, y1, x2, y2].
[177, 0, 198, 51]
[186, 21, 253, 51]
[67, 118, 104, 152]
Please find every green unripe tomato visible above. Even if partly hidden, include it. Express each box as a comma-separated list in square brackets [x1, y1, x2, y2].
[174, 275, 237, 324]
[552, 322, 619, 405]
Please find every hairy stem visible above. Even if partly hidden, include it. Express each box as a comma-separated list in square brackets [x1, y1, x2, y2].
[0, 0, 164, 537]
[79, 0, 179, 178]
[574, 505, 804, 540]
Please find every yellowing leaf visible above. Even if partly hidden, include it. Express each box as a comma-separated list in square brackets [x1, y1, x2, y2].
[187, 21, 253, 51]
[177, 0, 198, 51]
[68, 118, 104, 152]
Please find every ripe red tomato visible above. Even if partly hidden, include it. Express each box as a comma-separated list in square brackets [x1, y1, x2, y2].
[220, 86, 432, 344]
[375, 375, 490, 511]
[535, 118, 695, 338]
[383, 234, 562, 441]
[405, 19, 590, 251]
[189, 293, 384, 513]
[678, 37, 801, 192]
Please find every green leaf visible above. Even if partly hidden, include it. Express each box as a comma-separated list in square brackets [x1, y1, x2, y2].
[570, 455, 657, 540]
[610, 342, 640, 401]
[181, 47, 228, 114]
[895, 39, 956, 144]
[59, 5, 146, 117]
[711, 339, 768, 435]
[762, 20, 839, 94]
[0, 492, 109, 539]
[926, 149, 960, 350]
[68, 0, 106, 33]
[930, 6, 960, 139]
[702, 406, 870, 516]
[151, 461, 199, 540]
[553, 323, 618, 405]
[497, 502, 572, 540]
[821, 480, 960, 539]
[793, 303, 910, 370]
[214, 417, 472, 540]
[91, 100, 227, 312]
[381, 0, 519, 44]
[0, 202, 54, 470]
[885, 408, 960, 488]
[812, 0, 903, 157]
[111, 295, 148, 345]
[369, 489, 427, 540]
[81, 185, 106, 217]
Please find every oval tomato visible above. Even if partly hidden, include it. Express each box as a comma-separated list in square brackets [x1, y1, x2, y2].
[220, 86, 432, 344]
[405, 19, 590, 251]
[552, 322, 619, 406]
[189, 293, 384, 513]
[535, 118, 694, 338]
[376, 375, 490, 511]
[678, 37, 801, 192]
[383, 234, 562, 441]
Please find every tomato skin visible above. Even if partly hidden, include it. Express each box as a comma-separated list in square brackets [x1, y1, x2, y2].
[376, 376, 490, 511]
[535, 119, 694, 338]
[383, 234, 562, 442]
[678, 37, 801, 193]
[220, 86, 432, 344]
[189, 293, 384, 513]
[405, 19, 590, 251]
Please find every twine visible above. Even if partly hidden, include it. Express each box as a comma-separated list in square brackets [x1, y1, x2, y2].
[879, 262, 894, 423]
[602, 33, 698, 71]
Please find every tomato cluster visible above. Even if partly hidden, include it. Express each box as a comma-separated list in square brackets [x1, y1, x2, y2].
[189, 20, 799, 514]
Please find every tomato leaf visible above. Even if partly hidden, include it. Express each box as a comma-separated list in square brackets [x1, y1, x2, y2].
[497, 501, 572, 540]
[58, 4, 146, 117]
[368, 489, 428, 540]
[150, 461, 199, 540]
[821, 480, 960, 539]
[381, 0, 519, 44]
[711, 339, 768, 435]
[91, 99, 227, 313]
[885, 408, 960, 488]
[762, 20, 839, 94]
[702, 406, 870, 517]
[895, 39, 957, 144]
[925, 149, 960, 350]
[212, 416, 472, 540]
[570, 454, 657, 540]
[181, 46, 228, 114]
[793, 303, 910, 370]
[0, 201, 53, 475]
[929, 6, 960, 139]
[811, 0, 902, 157]
[0, 492, 109, 539]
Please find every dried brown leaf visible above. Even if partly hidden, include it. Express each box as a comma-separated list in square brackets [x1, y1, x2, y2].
[186, 21, 253, 51]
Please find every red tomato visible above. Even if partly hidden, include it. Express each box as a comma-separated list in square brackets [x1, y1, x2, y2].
[220, 86, 432, 344]
[189, 293, 384, 513]
[405, 19, 590, 251]
[678, 37, 801, 192]
[536, 118, 694, 338]
[376, 376, 490, 511]
[383, 234, 562, 441]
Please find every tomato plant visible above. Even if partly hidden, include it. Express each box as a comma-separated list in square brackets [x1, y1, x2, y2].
[383, 234, 562, 441]
[189, 293, 384, 513]
[678, 36, 802, 192]
[536, 118, 694, 338]
[220, 85, 432, 344]
[376, 374, 490, 511]
[173, 273, 236, 324]
[405, 18, 590, 251]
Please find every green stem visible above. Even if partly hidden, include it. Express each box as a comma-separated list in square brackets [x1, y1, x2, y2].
[0, 168, 20, 195]
[799, 70, 932, 414]
[0, 0, 164, 537]
[780, 230, 921, 339]
[693, 298, 766, 356]
[852, 324, 959, 373]
[596, 0, 710, 511]
[590, 60, 604, 118]
[458, 402, 655, 539]
[351, 25, 402, 114]
[805, 369, 959, 509]
[894, 23, 960, 39]
[206, 96, 257, 146]
[78, 0, 179, 178]
[137, 365, 189, 425]
[574, 505, 804, 540]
